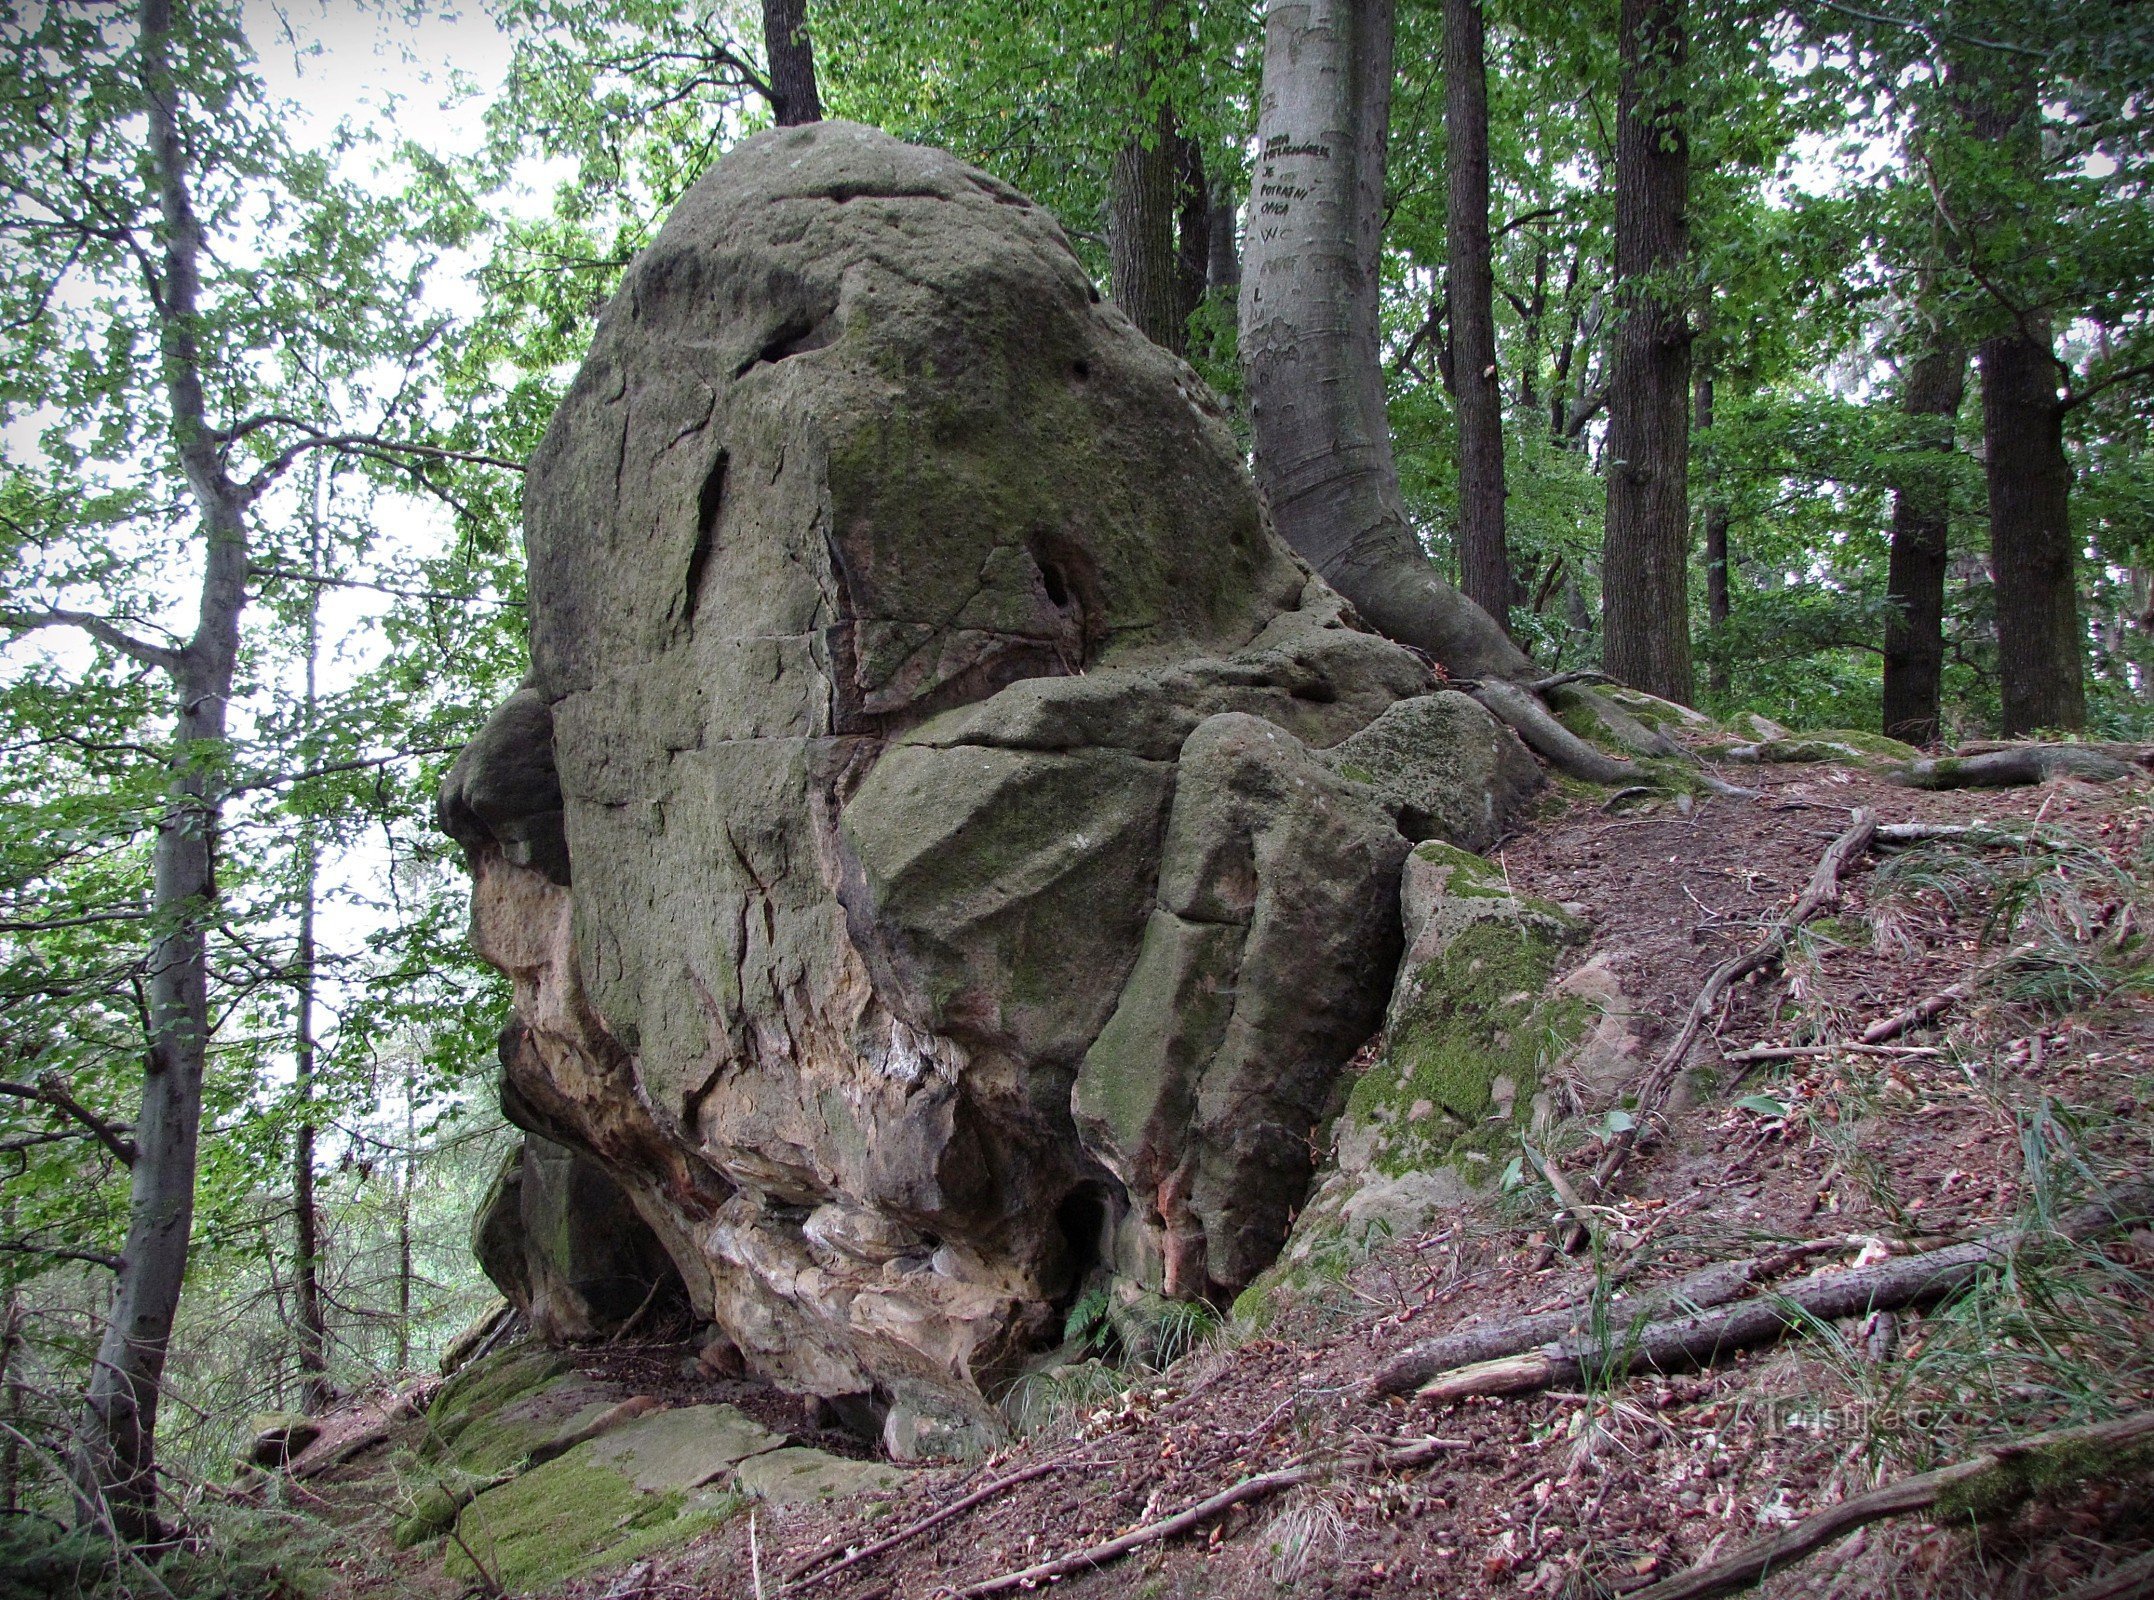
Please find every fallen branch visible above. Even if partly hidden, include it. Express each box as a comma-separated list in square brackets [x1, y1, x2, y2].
[1626, 1408, 2154, 1600]
[2059, 1547, 2154, 1600]
[1721, 1042, 1941, 1064]
[783, 1456, 1081, 1589]
[1416, 1181, 2154, 1404]
[1554, 809, 1878, 1250]
[1859, 981, 1972, 1045]
[945, 1436, 1467, 1598]
[1368, 1243, 1851, 1398]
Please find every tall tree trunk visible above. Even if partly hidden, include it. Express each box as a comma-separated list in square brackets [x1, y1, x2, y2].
[2, 1198, 19, 1517]
[70, 0, 246, 1542]
[1881, 345, 1966, 745]
[396, 1071, 415, 1373]
[1109, 105, 1187, 352]
[1241, 0, 1530, 682]
[291, 481, 328, 1414]
[1694, 364, 1729, 698]
[1602, 0, 1695, 704]
[1445, 0, 1511, 632]
[1981, 328, 2083, 732]
[761, 0, 821, 126]
[1175, 137, 1211, 332]
[1953, 61, 2083, 734]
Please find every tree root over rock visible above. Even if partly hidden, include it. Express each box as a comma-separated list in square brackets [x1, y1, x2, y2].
[1391, 1181, 2153, 1405]
[1625, 1408, 2154, 1600]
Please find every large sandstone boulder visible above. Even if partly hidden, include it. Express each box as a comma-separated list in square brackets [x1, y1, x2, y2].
[440, 120, 1541, 1455]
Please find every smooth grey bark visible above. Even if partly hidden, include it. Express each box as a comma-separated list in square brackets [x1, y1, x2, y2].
[1241, 0, 1530, 683]
[1881, 344, 1966, 746]
[761, 0, 821, 125]
[1602, 0, 1695, 705]
[1444, 0, 1511, 632]
[70, 0, 244, 1543]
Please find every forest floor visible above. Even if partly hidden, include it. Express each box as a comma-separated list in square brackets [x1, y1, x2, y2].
[306, 749, 2154, 1600]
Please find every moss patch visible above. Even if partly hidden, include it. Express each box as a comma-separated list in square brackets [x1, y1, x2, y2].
[1350, 919, 1589, 1178]
[447, 1452, 743, 1593]
[422, 1346, 574, 1463]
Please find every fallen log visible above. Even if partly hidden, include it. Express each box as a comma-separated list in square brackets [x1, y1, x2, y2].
[2059, 1547, 2154, 1600]
[1368, 1243, 1849, 1399]
[945, 1436, 1467, 1599]
[289, 1379, 439, 1480]
[1625, 1408, 2154, 1600]
[1416, 1182, 2154, 1404]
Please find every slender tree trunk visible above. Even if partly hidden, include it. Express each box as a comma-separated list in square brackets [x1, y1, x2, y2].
[396, 1071, 414, 1373]
[1445, 0, 1511, 632]
[1694, 365, 1729, 698]
[1207, 188, 1241, 293]
[1602, 0, 1695, 704]
[761, 0, 821, 125]
[2, 1198, 19, 1516]
[1242, 0, 1531, 682]
[1881, 345, 1966, 745]
[1175, 137, 1211, 333]
[291, 481, 328, 1414]
[71, 0, 246, 1542]
[1981, 328, 2083, 732]
[1109, 105, 1187, 352]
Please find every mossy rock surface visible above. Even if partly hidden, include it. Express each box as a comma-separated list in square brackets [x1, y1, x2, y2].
[421, 1343, 622, 1475]
[734, 1446, 906, 1504]
[447, 1454, 738, 1592]
[1239, 844, 1592, 1324]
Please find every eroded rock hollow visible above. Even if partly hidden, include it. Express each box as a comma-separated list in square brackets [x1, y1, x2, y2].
[440, 121, 1540, 1457]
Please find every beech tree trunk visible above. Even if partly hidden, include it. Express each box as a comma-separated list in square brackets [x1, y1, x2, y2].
[1881, 345, 1966, 746]
[1602, 0, 1695, 704]
[1445, 0, 1511, 632]
[1109, 106, 1187, 352]
[70, 0, 245, 1542]
[1242, 0, 1531, 683]
[761, 0, 821, 125]
[1982, 329, 2084, 734]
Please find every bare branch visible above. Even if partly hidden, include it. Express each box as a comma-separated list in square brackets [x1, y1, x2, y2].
[0, 1077, 138, 1166]
[0, 609, 183, 673]
[0, 1241, 125, 1273]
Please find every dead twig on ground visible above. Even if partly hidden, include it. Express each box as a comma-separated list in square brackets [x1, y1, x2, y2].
[1554, 809, 1880, 1251]
[943, 1436, 1468, 1598]
[1625, 1408, 2154, 1600]
[783, 1456, 1086, 1589]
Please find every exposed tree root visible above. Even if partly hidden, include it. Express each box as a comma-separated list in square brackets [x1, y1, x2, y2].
[1551, 809, 1879, 1250]
[944, 1435, 1467, 1598]
[1470, 678, 1641, 786]
[1888, 744, 2146, 789]
[1406, 1181, 2154, 1404]
[1625, 1408, 2154, 1600]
